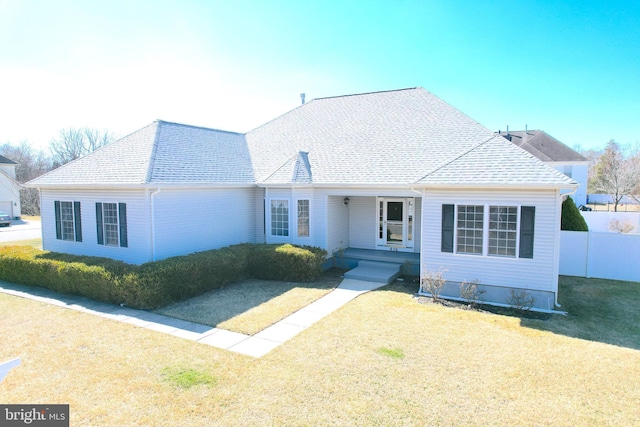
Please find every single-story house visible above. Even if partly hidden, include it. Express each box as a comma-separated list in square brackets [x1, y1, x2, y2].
[0, 155, 21, 219]
[28, 88, 576, 310]
[499, 129, 588, 206]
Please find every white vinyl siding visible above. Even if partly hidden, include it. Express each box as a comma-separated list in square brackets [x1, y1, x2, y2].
[152, 187, 257, 260]
[325, 195, 349, 255]
[41, 189, 150, 264]
[255, 188, 265, 243]
[348, 196, 375, 249]
[422, 189, 561, 293]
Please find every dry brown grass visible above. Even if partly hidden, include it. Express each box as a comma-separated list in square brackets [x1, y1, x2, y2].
[154, 273, 341, 335]
[1, 277, 639, 426]
[0, 238, 42, 249]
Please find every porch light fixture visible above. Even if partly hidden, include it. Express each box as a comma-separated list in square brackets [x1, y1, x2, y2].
[343, 197, 350, 206]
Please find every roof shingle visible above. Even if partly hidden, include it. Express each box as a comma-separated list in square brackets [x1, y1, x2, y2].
[28, 88, 576, 189]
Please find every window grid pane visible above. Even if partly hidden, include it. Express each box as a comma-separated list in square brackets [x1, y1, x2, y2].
[297, 200, 309, 237]
[61, 201, 75, 241]
[456, 205, 484, 254]
[271, 200, 289, 236]
[488, 206, 517, 257]
[103, 203, 119, 246]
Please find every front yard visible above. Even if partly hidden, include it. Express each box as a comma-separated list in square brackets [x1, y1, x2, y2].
[1, 275, 639, 425]
[153, 271, 342, 335]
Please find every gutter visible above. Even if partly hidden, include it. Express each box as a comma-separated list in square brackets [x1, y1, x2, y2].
[25, 182, 256, 190]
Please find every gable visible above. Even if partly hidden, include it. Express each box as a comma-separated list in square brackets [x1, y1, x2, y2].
[417, 135, 576, 187]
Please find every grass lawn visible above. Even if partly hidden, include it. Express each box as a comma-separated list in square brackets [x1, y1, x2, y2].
[1, 275, 639, 425]
[0, 238, 42, 249]
[153, 270, 342, 335]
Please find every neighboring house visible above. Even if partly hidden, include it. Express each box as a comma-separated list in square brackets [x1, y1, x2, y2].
[28, 88, 576, 310]
[499, 130, 588, 206]
[0, 155, 21, 219]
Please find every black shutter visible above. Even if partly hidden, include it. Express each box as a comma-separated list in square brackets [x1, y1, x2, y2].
[53, 200, 62, 240]
[54, 201, 62, 240]
[118, 203, 128, 248]
[441, 204, 455, 253]
[519, 206, 535, 258]
[73, 201, 82, 242]
[96, 203, 104, 245]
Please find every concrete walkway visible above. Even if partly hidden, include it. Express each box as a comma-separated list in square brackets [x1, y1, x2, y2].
[0, 278, 385, 358]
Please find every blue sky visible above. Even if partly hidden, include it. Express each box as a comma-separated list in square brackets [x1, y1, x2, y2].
[1, 0, 638, 152]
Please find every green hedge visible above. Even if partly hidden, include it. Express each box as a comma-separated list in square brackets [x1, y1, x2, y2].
[248, 244, 327, 281]
[0, 244, 327, 310]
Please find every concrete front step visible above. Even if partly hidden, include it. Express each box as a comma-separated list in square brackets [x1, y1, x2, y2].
[343, 260, 402, 284]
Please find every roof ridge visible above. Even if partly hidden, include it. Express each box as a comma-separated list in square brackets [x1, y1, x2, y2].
[314, 87, 420, 101]
[414, 135, 498, 183]
[260, 153, 298, 183]
[144, 121, 163, 184]
[246, 87, 424, 135]
[155, 120, 244, 136]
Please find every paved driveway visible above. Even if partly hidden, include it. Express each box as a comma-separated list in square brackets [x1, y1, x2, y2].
[0, 219, 42, 243]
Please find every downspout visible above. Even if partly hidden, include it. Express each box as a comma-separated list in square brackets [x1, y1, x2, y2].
[150, 188, 161, 262]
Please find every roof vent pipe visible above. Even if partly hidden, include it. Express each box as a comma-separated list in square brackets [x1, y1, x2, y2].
[300, 93, 306, 105]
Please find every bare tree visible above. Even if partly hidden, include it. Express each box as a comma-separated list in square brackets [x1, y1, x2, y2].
[49, 127, 115, 166]
[0, 141, 54, 215]
[590, 140, 639, 212]
[580, 148, 603, 194]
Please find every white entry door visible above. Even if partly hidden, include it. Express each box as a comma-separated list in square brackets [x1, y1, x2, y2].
[376, 197, 414, 250]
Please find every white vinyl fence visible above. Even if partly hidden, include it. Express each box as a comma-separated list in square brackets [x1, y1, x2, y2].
[581, 212, 640, 234]
[560, 231, 640, 282]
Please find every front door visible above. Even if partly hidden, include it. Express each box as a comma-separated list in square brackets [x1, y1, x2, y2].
[376, 197, 414, 250]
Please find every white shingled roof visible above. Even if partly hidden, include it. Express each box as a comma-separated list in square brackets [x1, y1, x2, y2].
[28, 87, 576, 189]
[28, 121, 252, 187]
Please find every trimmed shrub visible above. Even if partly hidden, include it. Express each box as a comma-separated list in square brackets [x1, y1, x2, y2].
[561, 196, 589, 231]
[0, 243, 326, 310]
[248, 244, 327, 282]
[137, 244, 253, 308]
[0, 246, 134, 305]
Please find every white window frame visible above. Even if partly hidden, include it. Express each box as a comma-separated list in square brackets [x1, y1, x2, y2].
[488, 205, 518, 258]
[270, 199, 289, 237]
[297, 199, 310, 238]
[60, 201, 76, 241]
[102, 202, 120, 247]
[456, 205, 484, 255]
[453, 204, 523, 258]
